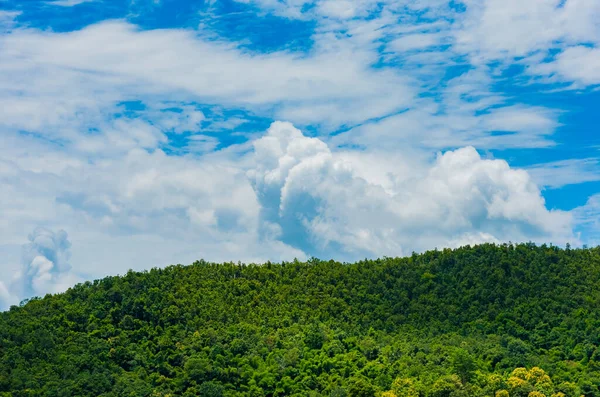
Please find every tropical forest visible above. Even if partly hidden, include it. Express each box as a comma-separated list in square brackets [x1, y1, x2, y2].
[1, 243, 600, 397]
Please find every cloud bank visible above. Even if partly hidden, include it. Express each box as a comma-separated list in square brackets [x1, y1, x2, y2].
[1, 118, 586, 310]
[1, 0, 599, 309]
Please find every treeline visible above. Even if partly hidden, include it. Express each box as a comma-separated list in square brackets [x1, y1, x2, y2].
[1, 243, 600, 396]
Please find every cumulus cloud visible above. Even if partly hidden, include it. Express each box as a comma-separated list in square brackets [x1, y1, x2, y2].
[0, 119, 585, 309]
[0, 227, 84, 310]
[17, 228, 81, 298]
[248, 122, 575, 259]
[0, 128, 306, 299]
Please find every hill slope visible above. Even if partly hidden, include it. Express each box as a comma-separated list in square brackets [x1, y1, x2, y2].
[1, 244, 600, 396]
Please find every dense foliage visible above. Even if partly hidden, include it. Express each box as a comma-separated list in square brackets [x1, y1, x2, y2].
[1, 243, 600, 397]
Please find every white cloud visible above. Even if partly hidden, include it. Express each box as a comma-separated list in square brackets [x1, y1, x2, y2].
[0, 129, 306, 305]
[533, 46, 600, 87]
[527, 158, 600, 189]
[315, 0, 378, 19]
[46, 0, 94, 5]
[456, 0, 600, 60]
[573, 194, 600, 246]
[0, 20, 414, 132]
[184, 134, 220, 154]
[0, 281, 15, 309]
[389, 33, 445, 52]
[73, 118, 168, 154]
[231, 0, 313, 19]
[233, 0, 450, 21]
[482, 105, 560, 135]
[12, 228, 82, 299]
[0, 115, 584, 309]
[248, 122, 575, 259]
[0, 10, 19, 30]
[328, 60, 562, 152]
[230, 0, 600, 89]
[331, 102, 560, 151]
[449, 0, 600, 88]
[47, 0, 95, 5]
[0, 3, 586, 158]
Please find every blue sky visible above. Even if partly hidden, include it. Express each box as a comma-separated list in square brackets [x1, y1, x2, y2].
[0, 0, 599, 307]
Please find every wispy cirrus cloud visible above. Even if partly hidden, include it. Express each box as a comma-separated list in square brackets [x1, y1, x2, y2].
[46, 0, 95, 6]
[573, 193, 600, 246]
[533, 46, 600, 87]
[527, 158, 600, 189]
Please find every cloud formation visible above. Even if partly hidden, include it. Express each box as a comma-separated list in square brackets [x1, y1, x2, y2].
[527, 158, 600, 189]
[0, 117, 586, 310]
[47, 0, 95, 6]
[456, 0, 600, 60]
[0, 228, 82, 309]
[18, 228, 80, 297]
[0, 281, 13, 309]
[573, 194, 600, 246]
[0, 20, 413, 133]
[248, 122, 574, 259]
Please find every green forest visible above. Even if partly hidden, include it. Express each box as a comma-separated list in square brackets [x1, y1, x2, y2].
[1, 243, 600, 397]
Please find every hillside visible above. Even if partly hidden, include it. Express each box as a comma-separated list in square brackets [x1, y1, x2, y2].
[1, 244, 600, 397]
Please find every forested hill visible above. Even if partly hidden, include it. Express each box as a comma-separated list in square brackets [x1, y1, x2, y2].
[1, 244, 600, 397]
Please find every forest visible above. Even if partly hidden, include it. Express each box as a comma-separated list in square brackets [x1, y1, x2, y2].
[1, 243, 600, 397]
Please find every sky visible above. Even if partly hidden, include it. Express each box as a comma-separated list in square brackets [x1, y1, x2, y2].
[0, 0, 599, 308]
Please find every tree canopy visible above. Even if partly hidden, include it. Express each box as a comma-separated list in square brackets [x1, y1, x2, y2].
[1, 243, 600, 396]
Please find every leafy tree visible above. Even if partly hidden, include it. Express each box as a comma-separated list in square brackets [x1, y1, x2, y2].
[430, 375, 463, 397]
[390, 377, 420, 397]
[348, 377, 376, 397]
[0, 244, 599, 396]
[451, 349, 477, 384]
[197, 381, 224, 397]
